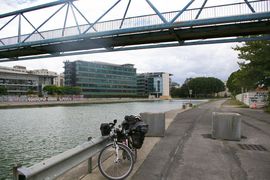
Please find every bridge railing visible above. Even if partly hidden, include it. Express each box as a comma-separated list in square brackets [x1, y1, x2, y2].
[0, 0, 269, 47]
[13, 136, 109, 180]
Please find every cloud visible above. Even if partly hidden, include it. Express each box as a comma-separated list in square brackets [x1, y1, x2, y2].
[0, 0, 242, 84]
[1, 0, 41, 11]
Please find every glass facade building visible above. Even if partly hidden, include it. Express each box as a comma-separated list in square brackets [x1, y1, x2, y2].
[137, 72, 172, 97]
[137, 74, 154, 97]
[64, 61, 137, 97]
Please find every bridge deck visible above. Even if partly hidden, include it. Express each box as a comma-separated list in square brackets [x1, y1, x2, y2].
[0, 0, 270, 61]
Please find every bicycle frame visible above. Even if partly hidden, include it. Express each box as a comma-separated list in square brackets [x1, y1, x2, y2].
[113, 141, 120, 163]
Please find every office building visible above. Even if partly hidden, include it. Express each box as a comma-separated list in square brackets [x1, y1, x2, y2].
[0, 65, 57, 95]
[54, 73, 64, 87]
[29, 69, 58, 91]
[64, 61, 137, 97]
[137, 72, 172, 98]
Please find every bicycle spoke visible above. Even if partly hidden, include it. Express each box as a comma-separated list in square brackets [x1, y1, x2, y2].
[98, 143, 133, 179]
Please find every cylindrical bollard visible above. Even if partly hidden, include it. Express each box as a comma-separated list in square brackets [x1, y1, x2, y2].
[182, 104, 186, 109]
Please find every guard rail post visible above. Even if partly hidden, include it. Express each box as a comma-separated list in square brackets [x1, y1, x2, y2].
[88, 157, 92, 173]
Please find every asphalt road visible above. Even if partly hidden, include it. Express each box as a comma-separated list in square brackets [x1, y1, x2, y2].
[132, 100, 270, 180]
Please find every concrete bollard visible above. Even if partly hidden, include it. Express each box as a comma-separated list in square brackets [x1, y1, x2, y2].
[140, 112, 165, 137]
[212, 112, 241, 141]
[182, 104, 186, 109]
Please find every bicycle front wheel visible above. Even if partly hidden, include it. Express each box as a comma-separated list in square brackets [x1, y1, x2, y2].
[98, 143, 134, 180]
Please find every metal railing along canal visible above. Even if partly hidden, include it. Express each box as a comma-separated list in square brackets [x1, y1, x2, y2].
[13, 136, 109, 180]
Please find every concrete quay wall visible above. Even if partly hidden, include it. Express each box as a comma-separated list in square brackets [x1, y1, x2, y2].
[0, 98, 159, 109]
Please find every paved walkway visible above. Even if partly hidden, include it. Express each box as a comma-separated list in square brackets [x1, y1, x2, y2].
[132, 100, 270, 180]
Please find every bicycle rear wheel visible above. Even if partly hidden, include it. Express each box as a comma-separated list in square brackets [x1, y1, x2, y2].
[98, 143, 134, 180]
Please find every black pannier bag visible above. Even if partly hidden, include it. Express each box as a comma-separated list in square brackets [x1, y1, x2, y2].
[100, 123, 111, 136]
[122, 115, 141, 130]
[130, 121, 149, 149]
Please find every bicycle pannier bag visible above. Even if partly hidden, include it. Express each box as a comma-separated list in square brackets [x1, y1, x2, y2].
[130, 121, 148, 149]
[122, 115, 141, 130]
[100, 123, 111, 136]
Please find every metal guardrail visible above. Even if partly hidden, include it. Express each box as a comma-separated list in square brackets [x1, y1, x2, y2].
[13, 136, 109, 180]
[0, 0, 269, 47]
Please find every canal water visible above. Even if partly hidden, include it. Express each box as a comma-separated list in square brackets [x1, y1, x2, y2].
[0, 99, 206, 179]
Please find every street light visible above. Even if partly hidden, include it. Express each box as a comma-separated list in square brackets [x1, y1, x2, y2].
[189, 89, 192, 106]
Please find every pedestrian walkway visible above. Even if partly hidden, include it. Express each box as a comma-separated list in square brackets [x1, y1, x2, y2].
[132, 100, 270, 180]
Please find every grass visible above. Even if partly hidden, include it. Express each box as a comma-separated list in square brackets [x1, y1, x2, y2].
[222, 98, 249, 108]
[265, 106, 270, 113]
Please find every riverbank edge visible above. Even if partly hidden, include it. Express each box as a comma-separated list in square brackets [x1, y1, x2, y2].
[0, 98, 160, 109]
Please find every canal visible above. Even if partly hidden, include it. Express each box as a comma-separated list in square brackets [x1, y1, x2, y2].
[0, 99, 206, 179]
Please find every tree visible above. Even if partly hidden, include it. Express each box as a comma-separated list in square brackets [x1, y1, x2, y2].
[172, 77, 225, 98]
[187, 77, 225, 97]
[233, 40, 270, 88]
[62, 86, 82, 95]
[43, 85, 59, 95]
[43, 85, 82, 95]
[227, 70, 242, 96]
[268, 92, 270, 110]
[0, 86, 7, 95]
[171, 87, 182, 98]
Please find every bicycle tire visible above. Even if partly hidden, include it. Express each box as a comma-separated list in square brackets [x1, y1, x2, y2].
[98, 143, 134, 180]
[122, 146, 137, 163]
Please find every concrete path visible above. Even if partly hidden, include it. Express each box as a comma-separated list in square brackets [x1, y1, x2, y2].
[132, 100, 270, 180]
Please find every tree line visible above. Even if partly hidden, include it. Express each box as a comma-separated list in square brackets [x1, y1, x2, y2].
[171, 77, 225, 98]
[227, 40, 270, 96]
[226, 38, 269, 111]
[43, 85, 82, 95]
[0, 86, 7, 95]
[0, 85, 82, 96]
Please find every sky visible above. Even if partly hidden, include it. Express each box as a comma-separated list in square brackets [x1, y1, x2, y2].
[0, 0, 244, 84]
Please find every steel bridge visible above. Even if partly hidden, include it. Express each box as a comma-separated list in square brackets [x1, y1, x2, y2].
[0, 0, 269, 62]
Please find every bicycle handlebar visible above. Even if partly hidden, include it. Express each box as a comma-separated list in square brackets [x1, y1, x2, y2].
[109, 119, 117, 129]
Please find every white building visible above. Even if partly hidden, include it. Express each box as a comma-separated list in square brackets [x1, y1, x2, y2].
[137, 72, 172, 99]
[0, 65, 57, 95]
[54, 73, 64, 87]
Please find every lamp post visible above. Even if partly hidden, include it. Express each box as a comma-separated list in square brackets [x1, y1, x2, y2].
[189, 89, 192, 106]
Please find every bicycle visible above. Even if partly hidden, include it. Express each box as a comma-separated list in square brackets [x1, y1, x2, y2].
[98, 119, 135, 180]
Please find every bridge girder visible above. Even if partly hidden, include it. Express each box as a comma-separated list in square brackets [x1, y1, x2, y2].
[0, 0, 270, 62]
